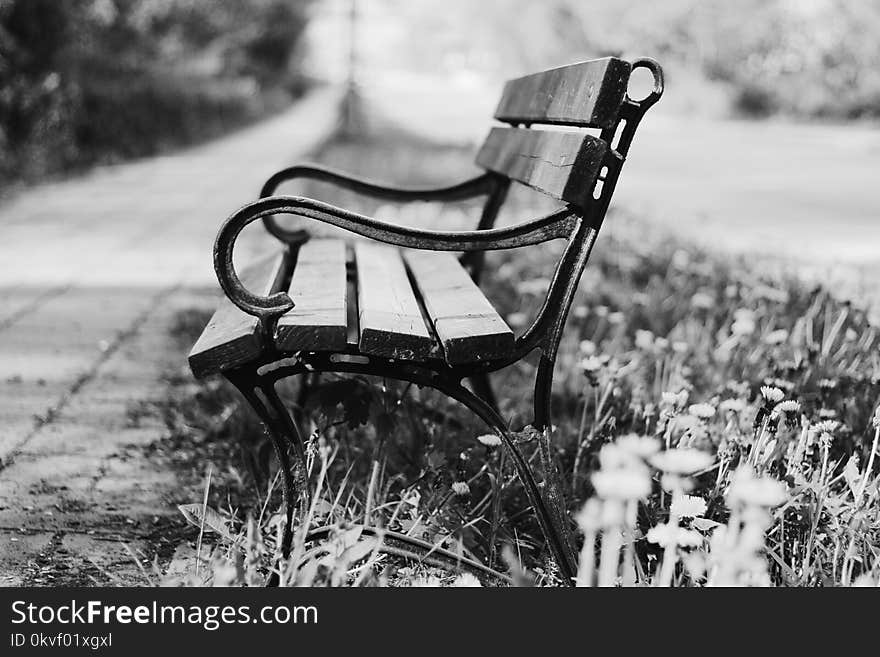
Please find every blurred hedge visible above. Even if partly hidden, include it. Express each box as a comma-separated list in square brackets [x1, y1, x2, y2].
[0, 0, 313, 185]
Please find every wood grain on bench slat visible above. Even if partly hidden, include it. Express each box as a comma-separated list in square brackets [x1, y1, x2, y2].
[494, 57, 631, 129]
[475, 127, 607, 207]
[276, 239, 348, 352]
[355, 242, 435, 360]
[188, 252, 287, 378]
[404, 251, 514, 365]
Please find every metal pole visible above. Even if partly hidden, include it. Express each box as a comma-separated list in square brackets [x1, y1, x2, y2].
[340, 0, 363, 138]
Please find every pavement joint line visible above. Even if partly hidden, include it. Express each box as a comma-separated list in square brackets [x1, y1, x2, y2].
[0, 526, 159, 540]
[0, 283, 72, 332]
[0, 282, 182, 472]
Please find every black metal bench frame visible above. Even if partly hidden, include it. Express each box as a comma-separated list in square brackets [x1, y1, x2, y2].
[204, 58, 663, 585]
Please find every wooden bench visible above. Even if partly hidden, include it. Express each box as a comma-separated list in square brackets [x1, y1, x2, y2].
[189, 57, 664, 584]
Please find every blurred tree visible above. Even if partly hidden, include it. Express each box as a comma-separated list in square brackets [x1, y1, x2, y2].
[0, 0, 313, 184]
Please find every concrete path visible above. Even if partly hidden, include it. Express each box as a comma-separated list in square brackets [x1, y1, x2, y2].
[0, 87, 339, 585]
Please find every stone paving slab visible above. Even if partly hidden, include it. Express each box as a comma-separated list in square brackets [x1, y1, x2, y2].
[0, 289, 194, 584]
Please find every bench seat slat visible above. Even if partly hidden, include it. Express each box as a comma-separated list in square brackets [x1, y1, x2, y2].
[494, 57, 631, 129]
[475, 127, 607, 207]
[404, 251, 514, 365]
[355, 242, 435, 360]
[276, 239, 348, 352]
[188, 252, 287, 379]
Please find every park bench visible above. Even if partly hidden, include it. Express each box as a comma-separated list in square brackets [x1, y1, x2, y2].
[189, 56, 663, 584]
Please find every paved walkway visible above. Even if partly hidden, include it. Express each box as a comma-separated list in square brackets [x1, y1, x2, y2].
[0, 87, 339, 585]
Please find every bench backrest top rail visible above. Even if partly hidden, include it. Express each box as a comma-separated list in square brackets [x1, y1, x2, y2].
[494, 57, 631, 129]
[476, 57, 635, 209]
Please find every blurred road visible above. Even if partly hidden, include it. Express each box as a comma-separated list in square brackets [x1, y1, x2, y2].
[362, 73, 880, 267]
[0, 87, 339, 584]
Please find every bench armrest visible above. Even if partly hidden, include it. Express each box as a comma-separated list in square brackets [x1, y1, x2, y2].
[260, 164, 498, 243]
[214, 195, 578, 320]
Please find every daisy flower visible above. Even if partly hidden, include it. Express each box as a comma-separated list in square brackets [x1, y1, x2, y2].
[759, 386, 785, 404]
[650, 449, 713, 475]
[726, 467, 787, 508]
[592, 469, 651, 500]
[763, 329, 789, 345]
[579, 356, 603, 374]
[616, 434, 661, 458]
[451, 573, 482, 587]
[661, 390, 689, 409]
[671, 494, 708, 519]
[579, 339, 597, 356]
[635, 329, 655, 351]
[730, 317, 756, 335]
[720, 398, 746, 414]
[576, 499, 602, 533]
[688, 403, 716, 420]
[476, 434, 502, 448]
[813, 420, 839, 434]
[691, 291, 714, 309]
[647, 524, 703, 548]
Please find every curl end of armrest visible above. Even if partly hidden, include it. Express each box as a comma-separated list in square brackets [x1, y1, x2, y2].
[213, 201, 296, 321]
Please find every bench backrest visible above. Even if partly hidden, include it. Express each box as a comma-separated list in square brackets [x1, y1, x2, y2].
[475, 57, 632, 210]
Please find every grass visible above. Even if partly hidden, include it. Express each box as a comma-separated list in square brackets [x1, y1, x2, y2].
[159, 117, 880, 587]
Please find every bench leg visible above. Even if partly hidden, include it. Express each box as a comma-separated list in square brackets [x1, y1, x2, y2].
[293, 372, 318, 438]
[531, 354, 579, 571]
[228, 358, 576, 585]
[468, 371, 498, 413]
[533, 355, 555, 431]
[227, 371, 308, 586]
[437, 380, 577, 585]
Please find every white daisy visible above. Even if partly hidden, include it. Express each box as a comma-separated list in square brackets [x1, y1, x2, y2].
[647, 524, 703, 548]
[579, 356, 603, 374]
[635, 329, 655, 350]
[451, 573, 482, 587]
[616, 434, 661, 458]
[726, 467, 787, 507]
[763, 329, 789, 345]
[579, 339, 597, 356]
[650, 449, 713, 475]
[591, 469, 651, 500]
[576, 499, 602, 533]
[760, 386, 785, 404]
[671, 494, 708, 518]
[688, 403, 716, 420]
[720, 398, 746, 414]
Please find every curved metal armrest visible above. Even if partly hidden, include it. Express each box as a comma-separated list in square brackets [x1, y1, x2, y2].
[261, 164, 495, 200]
[214, 195, 578, 320]
[260, 164, 497, 243]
